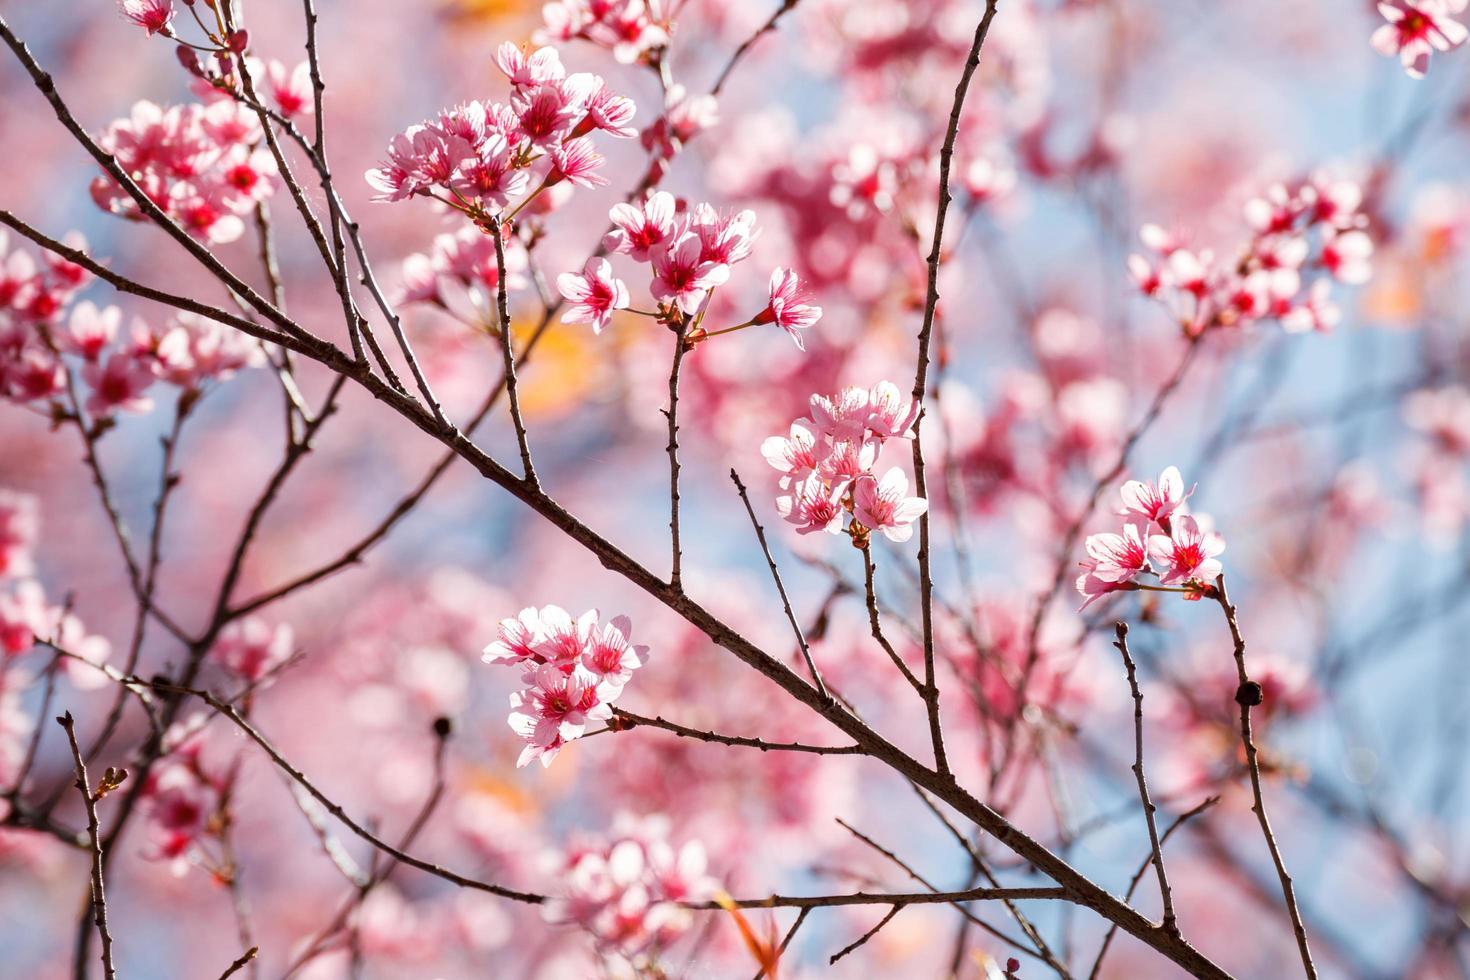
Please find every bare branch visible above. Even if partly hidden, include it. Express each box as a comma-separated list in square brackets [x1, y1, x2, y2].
[58, 712, 120, 980]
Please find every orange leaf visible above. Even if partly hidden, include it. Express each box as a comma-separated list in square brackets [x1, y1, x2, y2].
[713, 891, 782, 979]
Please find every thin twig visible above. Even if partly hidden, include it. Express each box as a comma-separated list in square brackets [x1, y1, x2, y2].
[155, 682, 544, 904]
[218, 946, 259, 980]
[58, 713, 118, 980]
[830, 905, 902, 964]
[488, 220, 537, 483]
[1112, 622, 1177, 933]
[1212, 576, 1318, 979]
[610, 709, 861, 755]
[909, 0, 1001, 778]
[730, 469, 829, 699]
[710, 0, 801, 96]
[1087, 796, 1220, 980]
[665, 321, 688, 590]
[860, 546, 924, 693]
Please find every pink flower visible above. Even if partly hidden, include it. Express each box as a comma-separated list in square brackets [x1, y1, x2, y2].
[1282, 279, 1342, 333]
[513, 75, 597, 147]
[547, 136, 608, 189]
[558, 258, 630, 334]
[649, 231, 729, 315]
[776, 473, 847, 536]
[805, 385, 876, 442]
[483, 606, 553, 668]
[451, 133, 529, 210]
[508, 664, 609, 768]
[604, 191, 678, 261]
[692, 204, 758, 267]
[210, 618, 293, 682]
[1372, 1, 1468, 78]
[1080, 520, 1151, 585]
[535, 605, 601, 668]
[1119, 466, 1191, 525]
[1148, 514, 1225, 587]
[853, 468, 928, 543]
[865, 381, 921, 440]
[579, 80, 638, 139]
[118, 0, 174, 35]
[257, 59, 313, 118]
[580, 615, 648, 696]
[1322, 228, 1374, 285]
[761, 422, 830, 487]
[61, 302, 121, 361]
[82, 351, 155, 416]
[544, 818, 716, 960]
[495, 43, 567, 90]
[753, 268, 822, 349]
[818, 438, 879, 491]
[0, 491, 37, 581]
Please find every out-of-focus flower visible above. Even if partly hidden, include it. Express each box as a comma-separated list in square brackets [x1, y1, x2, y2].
[1372, 0, 1468, 78]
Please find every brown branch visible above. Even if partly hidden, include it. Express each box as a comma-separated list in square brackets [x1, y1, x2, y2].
[751, 907, 810, 980]
[710, 0, 801, 96]
[58, 712, 119, 980]
[860, 545, 924, 693]
[909, 1, 1001, 779]
[488, 220, 537, 483]
[217, 946, 259, 980]
[830, 904, 902, 964]
[696, 886, 1067, 911]
[1112, 622, 1178, 933]
[1212, 576, 1318, 979]
[154, 682, 544, 904]
[1087, 796, 1220, 980]
[730, 469, 829, 699]
[665, 321, 688, 590]
[610, 709, 862, 755]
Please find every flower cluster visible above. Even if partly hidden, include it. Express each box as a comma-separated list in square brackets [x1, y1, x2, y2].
[764, 382, 928, 543]
[0, 490, 109, 688]
[1128, 174, 1373, 335]
[118, 0, 175, 36]
[2, 232, 263, 418]
[91, 100, 278, 245]
[365, 43, 635, 214]
[396, 226, 530, 331]
[1076, 466, 1226, 608]
[543, 815, 716, 965]
[1372, 0, 1467, 78]
[139, 717, 223, 876]
[483, 605, 647, 768]
[537, 0, 669, 66]
[557, 190, 822, 347]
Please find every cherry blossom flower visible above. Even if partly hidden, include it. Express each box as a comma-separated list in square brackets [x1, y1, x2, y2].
[83, 350, 155, 416]
[604, 192, 679, 261]
[118, 0, 174, 35]
[1372, 0, 1468, 78]
[508, 664, 610, 768]
[864, 381, 921, 440]
[650, 231, 729, 315]
[776, 473, 847, 536]
[60, 301, 120, 362]
[761, 423, 829, 487]
[752, 268, 822, 349]
[482, 606, 551, 668]
[558, 258, 629, 334]
[1148, 514, 1226, 587]
[210, 618, 293, 682]
[544, 817, 717, 962]
[580, 615, 648, 696]
[853, 468, 929, 542]
[547, 136, 608, 188]
[1119, 466, 1192, 525]
[257, 59, 313, 118]
[0, 491, 37, 581]
[1322, 228, 1374, 285]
